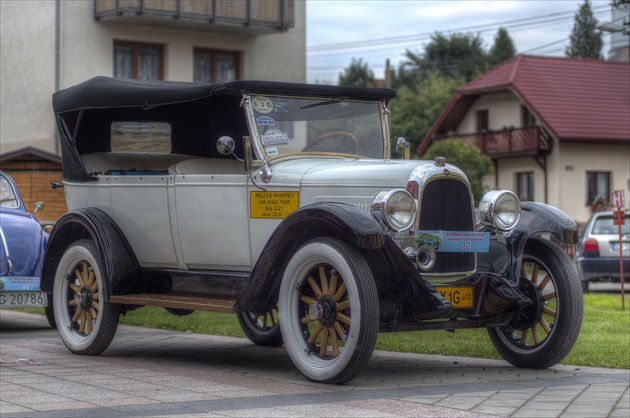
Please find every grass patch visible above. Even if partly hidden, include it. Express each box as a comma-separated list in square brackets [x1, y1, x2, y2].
[18, 293, 629, 369]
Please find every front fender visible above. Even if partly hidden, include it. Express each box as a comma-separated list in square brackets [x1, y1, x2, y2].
[41, 208, 139, 299]
[478, 202, 578, 283]
[235, 202, 384, 312]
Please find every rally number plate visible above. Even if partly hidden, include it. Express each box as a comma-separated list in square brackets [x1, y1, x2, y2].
[0, 291, 48, 308]
[435, 286, 474, 309]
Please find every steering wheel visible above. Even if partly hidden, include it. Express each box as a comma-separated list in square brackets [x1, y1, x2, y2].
[302, 131, 358, 154]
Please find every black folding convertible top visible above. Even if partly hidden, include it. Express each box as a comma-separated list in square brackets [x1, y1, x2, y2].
[53, 76, 396, 114]
[52, 77, 396, 181]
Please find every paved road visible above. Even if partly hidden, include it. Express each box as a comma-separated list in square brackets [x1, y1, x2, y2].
[1, 310, 628, 417]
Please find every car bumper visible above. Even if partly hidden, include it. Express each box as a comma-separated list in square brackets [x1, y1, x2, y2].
[576, 257, 630, 281]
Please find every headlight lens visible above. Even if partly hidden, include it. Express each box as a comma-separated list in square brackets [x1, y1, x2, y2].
[371, 189, 416, 232]
[478, 190, 521, 232]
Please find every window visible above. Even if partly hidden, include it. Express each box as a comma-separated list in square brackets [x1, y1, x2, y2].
[0, 174, 19, 208]
[114, 41, 164, 80]
[522, 105, 536, 127]
[111, 122, 171, 153]
[586, 171, 610, 205]
[516, 172, 534, 201]
[194, 48, 239, 83]
[476, 110, 488, 132]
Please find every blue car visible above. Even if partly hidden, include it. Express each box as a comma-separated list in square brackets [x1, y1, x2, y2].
[0, 170, 54, 326]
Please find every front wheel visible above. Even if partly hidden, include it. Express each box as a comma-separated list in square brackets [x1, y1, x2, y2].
[488, 237, 583, 368]
[278, 238, 378, 384]
[53, 239, 120, 355]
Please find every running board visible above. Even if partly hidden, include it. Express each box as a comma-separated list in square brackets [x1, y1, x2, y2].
[110, 292, 235, 313]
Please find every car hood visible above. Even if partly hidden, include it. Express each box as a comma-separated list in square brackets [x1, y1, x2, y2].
[0, 211, 45, 277]
[269, 157, 435, 188]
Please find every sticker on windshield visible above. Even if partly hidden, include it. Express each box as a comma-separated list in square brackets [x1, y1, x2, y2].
[417, 230, 490, 253]
[256, 116, 275, 126]
[262, 129, 289, 145]
[252, 96, 273, 114]
[265, 146, 279, 157]
[274, 102, 289, 113]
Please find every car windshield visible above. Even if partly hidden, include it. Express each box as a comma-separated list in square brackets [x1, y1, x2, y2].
[0, 175, 19, 208]
[248, 95, 385, 159]
[592, 215, 630, 235]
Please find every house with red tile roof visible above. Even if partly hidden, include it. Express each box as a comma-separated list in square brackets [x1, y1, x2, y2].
[418, 55, 630, 223]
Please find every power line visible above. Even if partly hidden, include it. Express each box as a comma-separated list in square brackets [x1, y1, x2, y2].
[308, 4, 609, 54]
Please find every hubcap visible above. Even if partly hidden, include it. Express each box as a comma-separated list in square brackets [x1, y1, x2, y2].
[300, 266, 350, 357]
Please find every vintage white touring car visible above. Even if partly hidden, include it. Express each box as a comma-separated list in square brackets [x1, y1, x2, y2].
[44, 77, 583, 383]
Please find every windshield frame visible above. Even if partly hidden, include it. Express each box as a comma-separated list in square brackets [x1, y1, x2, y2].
[242, 93, 391, 164]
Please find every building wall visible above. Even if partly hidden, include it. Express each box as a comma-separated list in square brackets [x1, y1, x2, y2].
[0, 1, 57, 154]
[1, 0, 306, 155]
[496, 157, 546, 203]
[457, 91, 522, 134]
[550, 142, 630, 224]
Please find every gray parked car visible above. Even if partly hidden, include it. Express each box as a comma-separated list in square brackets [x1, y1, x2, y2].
[576, 211, 630, 292]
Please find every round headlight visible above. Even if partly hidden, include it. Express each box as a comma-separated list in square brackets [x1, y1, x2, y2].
[371, 189, 416, 232]
[478, 190, 521, 232]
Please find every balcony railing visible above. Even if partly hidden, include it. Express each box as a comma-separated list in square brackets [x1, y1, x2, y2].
[94, 0, 294, 34]
[439, 127, 552, 158]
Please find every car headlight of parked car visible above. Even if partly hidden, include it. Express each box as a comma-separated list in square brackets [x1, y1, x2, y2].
[371, 189, 417, 232]
[478, 190, 521, 232]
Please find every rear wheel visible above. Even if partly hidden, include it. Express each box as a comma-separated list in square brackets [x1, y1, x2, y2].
[53, 239, 120, 355]
[278, 238, 378, 384]
[237, 308, 283, 347]
[488, 237, 583, 368]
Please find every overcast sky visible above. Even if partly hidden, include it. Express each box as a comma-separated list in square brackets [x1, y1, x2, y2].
[306, 0, 614, 84]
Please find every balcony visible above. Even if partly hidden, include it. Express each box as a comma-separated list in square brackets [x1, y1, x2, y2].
[94, 0, 294, 35]
[440, 127, 552, 159]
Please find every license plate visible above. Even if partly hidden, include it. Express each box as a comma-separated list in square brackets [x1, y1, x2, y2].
[436, 286, 474, 308]
[0, 291, 48, 308]
[611, 242, 630, 251]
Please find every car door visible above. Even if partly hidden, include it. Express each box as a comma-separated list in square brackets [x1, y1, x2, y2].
[172, 162, 251, 271]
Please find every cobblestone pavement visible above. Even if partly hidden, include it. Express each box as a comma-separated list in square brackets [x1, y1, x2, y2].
[1, 310, 628, 417]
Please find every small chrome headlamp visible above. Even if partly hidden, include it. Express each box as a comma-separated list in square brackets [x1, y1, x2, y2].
[371, 189, 417, 232]
[478, 190, 521, 232]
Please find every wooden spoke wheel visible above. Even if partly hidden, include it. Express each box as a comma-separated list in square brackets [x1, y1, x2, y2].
[488, 237, 583, 369]
[279, 238, 378, 384]
[237, 307, 283, 347]
[53, 239, 120, 355]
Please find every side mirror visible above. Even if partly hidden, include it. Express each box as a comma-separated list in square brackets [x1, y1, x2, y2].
[34, 201, 45, 214]
[216, 136, 236, 155]
[243, 136, 253, 173]
[396, 137, 410, 160]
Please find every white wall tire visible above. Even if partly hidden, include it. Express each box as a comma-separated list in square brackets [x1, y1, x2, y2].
[278, 238, 378, 384]
[488, 237, 583, 368]
[53, 239, 120, 355]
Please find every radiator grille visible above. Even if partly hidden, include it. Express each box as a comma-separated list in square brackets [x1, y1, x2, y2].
[419, 178, 475, 274]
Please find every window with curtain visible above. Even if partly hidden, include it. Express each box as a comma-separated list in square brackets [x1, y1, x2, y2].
[114, 41, 164, 80]
[194, 48, 239, 83]
[476, 109, 488, 133]
[586, 171, 610, 205]
[516, 172, 534, 201]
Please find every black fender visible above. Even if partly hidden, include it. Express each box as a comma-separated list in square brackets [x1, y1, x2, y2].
[234, 202, 384, 311]
[478, 201, 578, 283]
[41, 208, 139, 301]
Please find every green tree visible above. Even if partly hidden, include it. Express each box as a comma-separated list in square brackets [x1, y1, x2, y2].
[338, 58, 375, 87]
[389, 72, 462, 154]
[398, 32, 487, 87]
[421, 138, 495, 203]
[566, 0, 603, 59]
[488, 27, 516, 66]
